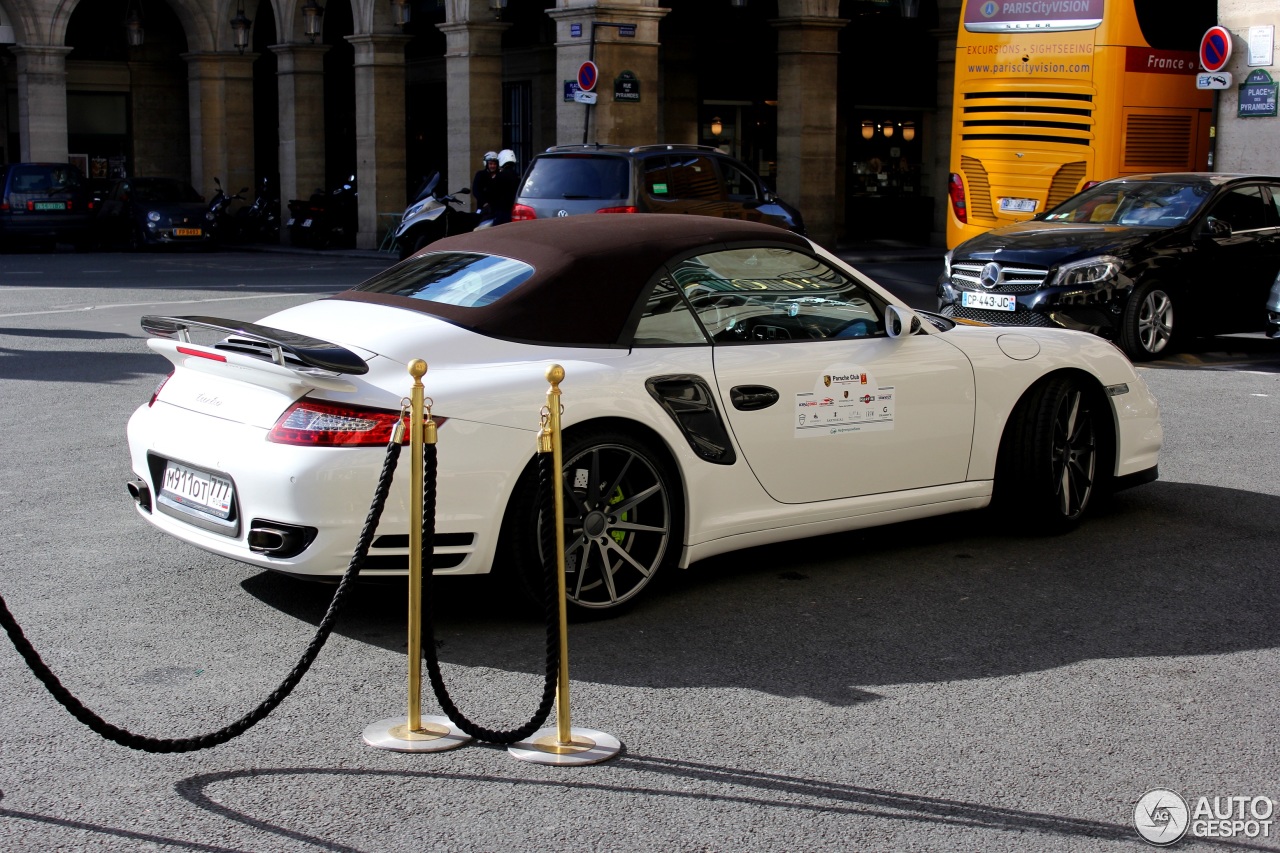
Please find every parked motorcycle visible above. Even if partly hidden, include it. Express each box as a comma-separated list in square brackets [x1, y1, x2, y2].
[208, 177, 248, 242]
[234, 177, 280, 243]
[394, 172, 492, 261]
[287, 175, 358, 249]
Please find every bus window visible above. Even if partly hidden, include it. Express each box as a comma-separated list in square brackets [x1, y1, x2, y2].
[948, 0, 1214, 248]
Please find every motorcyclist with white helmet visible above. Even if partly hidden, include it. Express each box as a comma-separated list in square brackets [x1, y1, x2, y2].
[489, 149, 520, 225]
[472, 150, 499, 215]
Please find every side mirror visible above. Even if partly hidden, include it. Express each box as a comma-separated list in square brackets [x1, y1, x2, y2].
[457, 187, 471, 195]
[885, 304, 921, 339]
[1207, 217, 1232, 239]
[238, 187, 249, 194]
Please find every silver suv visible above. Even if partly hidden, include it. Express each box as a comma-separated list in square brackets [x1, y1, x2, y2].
[512, 144, 805, 235]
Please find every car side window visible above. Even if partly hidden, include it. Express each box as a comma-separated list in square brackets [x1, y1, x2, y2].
[719, 160, 759, 202]
[1267, 185, 1280, 224]
[632, 277, 710, 346]
[1207, 186, 1271, 233]
[665, 155, 723, 201]
[671, 247, 886, 343]
[643, 156, 673, 199]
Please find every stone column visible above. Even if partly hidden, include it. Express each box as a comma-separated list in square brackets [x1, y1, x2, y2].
[11, 45, 73, 163]
[436, 19, 510, 210]
[547, 2, 669, 147]
[348, 34, 410, 250]
[271, 44, 330, 214]
[183, 52, 257, 200]
[772, 5, 845, 249]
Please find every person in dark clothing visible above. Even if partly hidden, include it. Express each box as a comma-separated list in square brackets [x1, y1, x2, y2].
[488, 149, 520, 225]
[471, 150, 498, 215]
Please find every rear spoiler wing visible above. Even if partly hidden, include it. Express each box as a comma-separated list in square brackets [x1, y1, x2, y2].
[141, 315, 369, 376]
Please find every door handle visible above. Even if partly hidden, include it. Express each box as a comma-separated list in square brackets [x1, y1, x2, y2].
[730, 385, 779, 411]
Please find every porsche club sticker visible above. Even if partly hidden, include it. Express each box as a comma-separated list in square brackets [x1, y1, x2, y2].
[795, 368, 895, 437]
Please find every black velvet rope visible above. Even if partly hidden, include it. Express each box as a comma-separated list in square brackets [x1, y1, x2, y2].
[0, 439, 404, 753]
[421, 442, 560, 743]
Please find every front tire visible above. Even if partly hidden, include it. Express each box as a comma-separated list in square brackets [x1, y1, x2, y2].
[1120, 281, 1175, 360]
[996, 375, 1101, 533]
[503, 429, 682, 616]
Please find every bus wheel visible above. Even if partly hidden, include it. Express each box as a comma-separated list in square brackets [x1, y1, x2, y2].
[1120, 281, 1175, 360]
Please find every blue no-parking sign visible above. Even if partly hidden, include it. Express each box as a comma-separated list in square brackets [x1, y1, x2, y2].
[577, 61, 599, 93]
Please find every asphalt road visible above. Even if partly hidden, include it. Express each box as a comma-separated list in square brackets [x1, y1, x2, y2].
[1, 248, 1278, 852]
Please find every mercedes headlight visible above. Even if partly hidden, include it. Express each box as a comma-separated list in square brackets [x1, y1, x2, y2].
[1052, 255, 1121, 289]
[147, 211, 162, 223]
[943, 249, 953, 280]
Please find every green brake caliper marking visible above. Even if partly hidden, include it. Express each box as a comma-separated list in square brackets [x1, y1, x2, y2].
[609, 485, 627, 544]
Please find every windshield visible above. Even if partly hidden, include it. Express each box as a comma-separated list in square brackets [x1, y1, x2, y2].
[354, 252, 535, 308]
[132, 179, 202, 203]
[1042, 180, 1211, 227]
[520, 156, 630, 201]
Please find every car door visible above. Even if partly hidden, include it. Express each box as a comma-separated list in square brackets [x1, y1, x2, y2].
[666, 245, 977, 505]
[1191, 182, 1280, 334]
[715, 156, 797, 232]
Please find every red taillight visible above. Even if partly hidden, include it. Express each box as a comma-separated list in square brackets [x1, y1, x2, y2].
[149, 372, 173, 407]
[595, 206, 638, 214]
[511, 204, 537, 221]
[267, 399, 447, 447]
[177, 346, 227, 362]
[0, 202, 8, 211]
[948, 172, 967, 224]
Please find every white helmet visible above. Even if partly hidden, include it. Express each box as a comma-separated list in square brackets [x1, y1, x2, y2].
[483, 150, 498, 164]
[498, 149, 517, 168]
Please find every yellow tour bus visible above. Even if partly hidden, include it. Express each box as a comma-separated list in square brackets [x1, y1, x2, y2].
[947, 0, 1215, 248]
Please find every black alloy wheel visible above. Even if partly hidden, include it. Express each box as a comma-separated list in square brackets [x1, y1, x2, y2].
[1120, 281, 1175, 360]
[504, 429, 681, 615]
[997, 375, 1101, 533]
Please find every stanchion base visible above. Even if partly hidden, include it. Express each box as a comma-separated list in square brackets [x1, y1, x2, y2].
[508, 726, 621, 766]
[363, 716, 472, 753]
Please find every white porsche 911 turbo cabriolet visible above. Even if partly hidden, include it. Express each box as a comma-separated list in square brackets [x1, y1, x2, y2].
[126, 215, 1161, 613]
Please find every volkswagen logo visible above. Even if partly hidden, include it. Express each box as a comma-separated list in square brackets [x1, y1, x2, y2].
[980, 262, 1002, 289]
[556, 209, 569, 217]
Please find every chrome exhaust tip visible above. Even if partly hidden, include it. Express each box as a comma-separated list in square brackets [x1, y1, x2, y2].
[248, 520, 317, 558]
[126, 478, 152, 512]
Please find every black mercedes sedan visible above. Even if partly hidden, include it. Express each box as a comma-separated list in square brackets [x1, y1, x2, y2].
[937, 173, 1280, 360]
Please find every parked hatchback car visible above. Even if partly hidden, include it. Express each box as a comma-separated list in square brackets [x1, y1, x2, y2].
[938, 173, 1280, 360]
[0, 162, 94, 250]
[512, 144, 805, 235]
[95, 177, 216, 250]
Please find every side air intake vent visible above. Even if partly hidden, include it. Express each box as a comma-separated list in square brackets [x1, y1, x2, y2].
[1047, 161, 1087, 209]
[960, 155, 995, 222]
[1124, 112, 1195, 170]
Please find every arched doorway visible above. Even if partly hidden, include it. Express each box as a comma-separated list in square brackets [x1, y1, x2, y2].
[64, 0, 190, 186]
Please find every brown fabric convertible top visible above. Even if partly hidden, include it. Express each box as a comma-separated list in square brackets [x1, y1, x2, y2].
[331, 214, 811, 347]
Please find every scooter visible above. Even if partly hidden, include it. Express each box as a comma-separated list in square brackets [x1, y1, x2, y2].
[287, 175, 358, 249]
[234, 177, 280, 243]
[394, 173, 486, 261]
[208, 178, 248, 242]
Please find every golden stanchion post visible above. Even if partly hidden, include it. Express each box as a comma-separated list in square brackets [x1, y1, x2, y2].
[364, 359, 471, 753]
[509, 364, 621, 766]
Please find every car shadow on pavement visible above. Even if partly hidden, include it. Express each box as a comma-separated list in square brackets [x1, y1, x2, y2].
[241, 480, 1280, 707]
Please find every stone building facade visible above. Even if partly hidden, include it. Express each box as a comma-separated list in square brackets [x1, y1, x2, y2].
[1, 0, 1276, 249]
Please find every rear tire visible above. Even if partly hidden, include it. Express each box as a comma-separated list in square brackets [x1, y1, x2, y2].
[996, 375, 1101, 534]
[501, 428, 682, 617]
[1119, 281, 1175, 360]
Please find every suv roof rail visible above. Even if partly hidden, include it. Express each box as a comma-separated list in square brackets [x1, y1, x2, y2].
[627, 144, 723, 154]
[543, 143, 627, 152]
